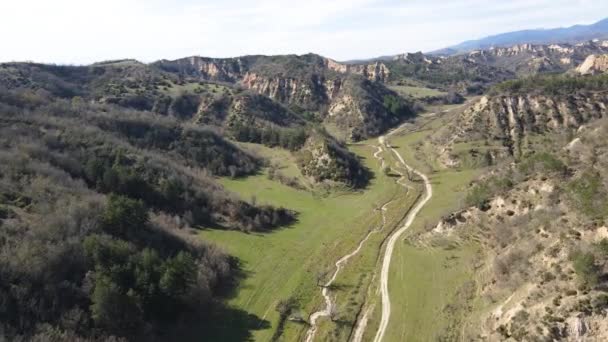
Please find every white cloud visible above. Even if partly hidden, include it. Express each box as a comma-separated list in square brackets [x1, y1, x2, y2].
[0, 0, 606, 64]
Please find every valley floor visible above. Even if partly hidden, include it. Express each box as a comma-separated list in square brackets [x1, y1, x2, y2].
[199, 103, 483, 341]
[199, 141, 415, 341]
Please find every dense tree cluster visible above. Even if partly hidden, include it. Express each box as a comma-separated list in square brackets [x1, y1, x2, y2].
[231, 123, 309, 151]
[0, 81, 300, 340]
[0, 149, 234, 340]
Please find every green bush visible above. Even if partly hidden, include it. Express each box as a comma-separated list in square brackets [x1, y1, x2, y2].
[383, 95, 414, 119]
[567, 171, 608, 219]
[570, 250, 599, 287]
[518, 152, 566, 176]
[596, 238, 608, 256]
[465, 176, 513, 209]
[465, 183, 492, 209]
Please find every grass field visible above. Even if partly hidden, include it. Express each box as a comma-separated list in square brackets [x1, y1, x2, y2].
[198, 102, 484, 341]
[388, 85, 446, 99]
[237, 142, 309, 184]
[368, 104, 483, 342]
[199, 142, 413, 341]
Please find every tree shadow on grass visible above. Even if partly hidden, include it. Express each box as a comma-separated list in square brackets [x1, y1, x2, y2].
[326, 282, 353, 292]
[214, 257, 254, 300]
[165, 258, 270, 342]
[167, 302, 271, 342]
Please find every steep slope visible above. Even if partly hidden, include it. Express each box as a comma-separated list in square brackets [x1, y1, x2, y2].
[384, 52, 515, 94]
[154, 54, 411, 140]
[577, 54, 608, 75]
[437, 74, 608, 166]
[362, 41, 608, 95]
[195, 90, 305, 129]
[0, 91, 294, 233]
[421, 119, 608, 341]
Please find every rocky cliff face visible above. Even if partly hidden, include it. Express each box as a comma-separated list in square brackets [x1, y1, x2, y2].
[577, 54, 608, 75]
[439, 92, 608, 164]
[423, 120, 608, 341]
[465, 41, 608, 75]
[327, 77, 411, 139]
[325, 59, 390, 82]
[154, 56, 246, 82]
[155, 54, 407, 140]
[240, 72, 332, 109]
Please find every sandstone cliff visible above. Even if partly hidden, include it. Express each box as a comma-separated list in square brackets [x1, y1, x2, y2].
[420, 120, 608, 341]
[464, 41, 608, 76]
[155, 54, 408, 140]
[447, 92, 608, 157]
[325, 59, 390, 82]
[577, 54, 608, 75]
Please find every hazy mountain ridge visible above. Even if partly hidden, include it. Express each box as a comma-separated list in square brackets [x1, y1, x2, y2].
[432, 17, 608, 55]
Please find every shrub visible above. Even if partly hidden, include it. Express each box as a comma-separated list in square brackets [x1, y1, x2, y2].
[518, 152, 566, 176]
[465, 176, 513, 209]
[570, 250, 599, 287]
[567, 171, 608, 219]
[465, 183, 492, 209]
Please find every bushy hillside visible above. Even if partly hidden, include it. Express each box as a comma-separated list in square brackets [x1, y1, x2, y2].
[0, 85, 300, 340]
[422, 118, 608, 341]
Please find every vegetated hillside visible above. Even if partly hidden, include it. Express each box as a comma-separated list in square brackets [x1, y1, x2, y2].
[195, 89, 305, 129]
[154, 54, 414, 140]
[383, 52, 516, 95]
[431, 17, 608, 55]
[0, 60, 189, 115]
[419, 118, 608, 341]
[0, 60, 373, 189]
[0, 86, 298, 340]
[436, 74, 608, 167]
[296, 129, 371, 188]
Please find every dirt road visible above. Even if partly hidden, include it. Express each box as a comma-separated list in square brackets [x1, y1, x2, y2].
[372, 128, 433, 342]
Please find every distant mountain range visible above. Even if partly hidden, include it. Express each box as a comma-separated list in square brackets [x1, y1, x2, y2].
[431, 17, 608, 55]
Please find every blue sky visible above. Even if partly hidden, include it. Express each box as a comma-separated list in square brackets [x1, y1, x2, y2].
[1, 0, 606, 64]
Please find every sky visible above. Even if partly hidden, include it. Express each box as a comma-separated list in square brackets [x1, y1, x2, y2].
[1, 0, 607, 64]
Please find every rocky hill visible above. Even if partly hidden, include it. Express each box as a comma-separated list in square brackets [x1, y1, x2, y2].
[421, 118, 608, 341]
[436, 74, 608, 167]
[463, 41, 608, 76]
[354, 41, 608, 95]
[154, 54, 409, 140]
[296, 129, 370, 188]
[577, 54, 608, 75]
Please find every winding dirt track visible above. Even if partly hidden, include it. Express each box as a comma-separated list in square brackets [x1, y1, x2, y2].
[372, 128, 433, 342]
[304, 124, 433, 342]
[304, 145, 392, 342]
